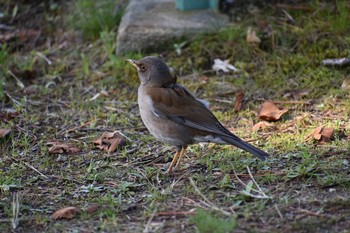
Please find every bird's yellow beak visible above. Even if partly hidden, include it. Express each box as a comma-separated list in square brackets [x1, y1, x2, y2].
[126, 59, 140, 71]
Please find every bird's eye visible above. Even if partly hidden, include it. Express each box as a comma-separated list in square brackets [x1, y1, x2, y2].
[140, 64, 146, 72]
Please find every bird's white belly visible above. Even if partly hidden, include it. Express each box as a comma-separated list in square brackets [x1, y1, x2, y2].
[138, 93, 186, 145]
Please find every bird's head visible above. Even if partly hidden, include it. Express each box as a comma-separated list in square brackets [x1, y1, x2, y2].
[127, 56, 176, 87]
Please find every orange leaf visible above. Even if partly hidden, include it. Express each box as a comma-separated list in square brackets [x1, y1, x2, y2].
[51, 206, 78, 220]
[46, 141, 81, 154]
[258, 101, 288, 121]
[93, 131, 126, 153]
[85, 205, 101, 214]
[234, 91, 244, 112]
[0, 128, 11, 138]
[309, 126, 334, 143]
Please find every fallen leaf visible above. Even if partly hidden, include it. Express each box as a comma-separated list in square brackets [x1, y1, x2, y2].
[46, 141, 81, 154]
[85, 205, 101, 214]
[0, 128, 11, 138]
[234, 91, 244, 112]
[258, 101, 288, 121]
[0, 109, 19, 121]
[51, 206, 78, 220]
[283, 89, 310, 99]
[252, 121, 275, 131]
[212, 58, 239, 73]
[0, 29, 41, 46]
[93, 131, 126, 153]
[246, 27, 261, 44]
[17, 29, 41, 43]
[307, 126, 334, 143]
[341, 79, 350, 91]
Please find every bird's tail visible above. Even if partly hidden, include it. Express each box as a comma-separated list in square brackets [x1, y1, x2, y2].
[220, 135, 270, 161]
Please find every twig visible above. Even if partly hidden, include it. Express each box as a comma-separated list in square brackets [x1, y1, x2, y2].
[181, 197, 205, 209]
[276, 3, 313, 11]
[143, 205, 158, 233]
[23, 162, 49, 179]
[282, 9, 295, 23]
[48, 175, 83, 185]
[156, 211, 195, 216]
[246, 166, 267, 196]
[232, 168, 261, 194]
[116, 130, 132, 142]
[272, 100, 312, 105]
[189, 177, 231, 216]
[58, 121, 91, 135]
[274, 205, 283, 219]
[36, 51, 52, 65]
[232, 166, 270, 199]
[12, 192, 20, 229]
[4, 92, 21, 106]
[212, 98, 233, 104]
[7, 70, 24, 89]
[297, 208, 325, 218]
[231, 171, 286, 178]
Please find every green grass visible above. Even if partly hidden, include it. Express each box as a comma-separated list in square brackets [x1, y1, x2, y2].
[190, 209, 236, 233]
[69, 0, 124, 40]
[0, 45, 9, 99]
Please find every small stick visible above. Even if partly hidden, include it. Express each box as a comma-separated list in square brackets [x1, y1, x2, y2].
[272, 100, 311, 104]
[36, 51, 52, 65]
[274, 205, 284, 219]
[246, 166, 268, 197]
[143, 205, 158, 233]
[23, 162, 49, 179]
[12, 192, 20, 229]
[232, 166, 270, 199]
[156, 211, 195, 216]
[189, 177, 231, 216]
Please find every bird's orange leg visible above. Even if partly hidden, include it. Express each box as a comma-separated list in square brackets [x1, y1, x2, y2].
[175, 145, 188, 170]
[167, 147, 182, 174]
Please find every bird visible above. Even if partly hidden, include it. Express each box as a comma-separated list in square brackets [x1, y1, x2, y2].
[127, 56, 270, 173]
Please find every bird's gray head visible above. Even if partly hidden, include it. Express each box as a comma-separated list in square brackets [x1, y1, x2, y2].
[127, 56, 176, 87]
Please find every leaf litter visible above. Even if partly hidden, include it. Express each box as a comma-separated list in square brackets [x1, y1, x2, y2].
[46, 141, 81, 154]
[93, 131, 127, 153]
[258, 101, 288, 121]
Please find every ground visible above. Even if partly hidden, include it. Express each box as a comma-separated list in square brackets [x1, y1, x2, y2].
[0, 0, 350, 232]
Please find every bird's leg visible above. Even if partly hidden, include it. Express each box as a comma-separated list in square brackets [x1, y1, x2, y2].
[175, 145, 188, 170]
[166, 146, 182, 174]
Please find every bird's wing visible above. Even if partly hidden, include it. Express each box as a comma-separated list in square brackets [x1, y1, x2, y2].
[145, 84, 270, 161]
[146, 84, 234, 137]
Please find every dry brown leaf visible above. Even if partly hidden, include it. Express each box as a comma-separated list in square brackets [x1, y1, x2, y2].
[93, 131, 126, 153]
[46, 141, 81, 154]
[308, 126, 334, 143]
[341, 79, 350, 91]
[0, 29, 41, 44]
[252, 121, 274, 131]
[0, 128, 11, 138]
[246, 27, 261, 44]
[51, 206, 78, 220]
[234, 91, 244, 112]
[85, 205, 101, 214]
[259, 101, 288, 121]
[0, 109, 19, 121]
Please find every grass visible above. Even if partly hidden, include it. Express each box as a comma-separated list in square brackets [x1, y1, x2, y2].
[69, 0, 125, 40]
[190, 208, 236, 233]
[0, 0, 350, 232]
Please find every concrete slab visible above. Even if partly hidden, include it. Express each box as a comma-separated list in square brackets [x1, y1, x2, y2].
[116, 0, 229, 55]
